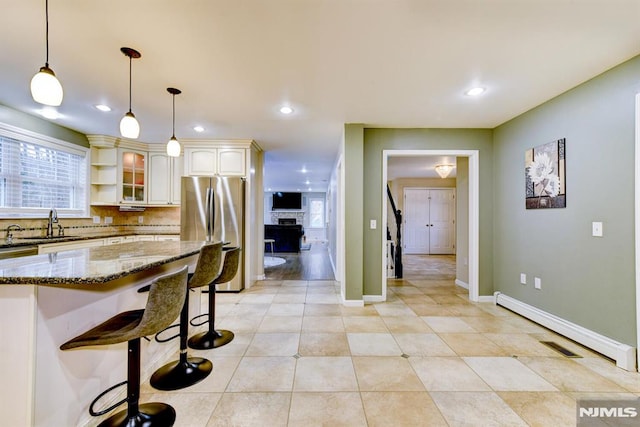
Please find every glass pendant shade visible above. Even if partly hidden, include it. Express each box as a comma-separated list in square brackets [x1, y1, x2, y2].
[120, 111, 140, 139]
[31, 65, 63, 106]
[166, 136, 181, 157]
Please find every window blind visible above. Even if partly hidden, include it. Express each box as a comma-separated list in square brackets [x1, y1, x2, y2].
[0, 135, 87, 215]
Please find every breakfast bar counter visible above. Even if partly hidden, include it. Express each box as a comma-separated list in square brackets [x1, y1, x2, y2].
[0, 241, 206, 427]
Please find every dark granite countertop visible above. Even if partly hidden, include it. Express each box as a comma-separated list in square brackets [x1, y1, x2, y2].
[0, 241, 205, 286]
[0, 231, 179, 249]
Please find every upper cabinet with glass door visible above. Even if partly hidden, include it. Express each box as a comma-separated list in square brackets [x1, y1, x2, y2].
[119, 149, 146, 204]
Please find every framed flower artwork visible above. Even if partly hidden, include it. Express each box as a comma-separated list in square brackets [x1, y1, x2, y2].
[525, 138, 566, 209]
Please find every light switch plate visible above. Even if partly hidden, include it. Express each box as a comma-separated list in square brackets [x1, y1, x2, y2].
[520, 273, 527, 285]
[534, 277, 541, 289]
[370, 219, 377, 229]
[592, 221, 603, 237]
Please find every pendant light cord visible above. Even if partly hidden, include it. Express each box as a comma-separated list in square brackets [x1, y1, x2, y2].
[128, 55, 133, 113]
[172, 93, 176, 138]
[45, 0, 50, 66]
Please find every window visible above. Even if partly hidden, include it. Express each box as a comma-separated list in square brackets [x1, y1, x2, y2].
[309, 197, 325, 228]
[0, 127, 88, 217]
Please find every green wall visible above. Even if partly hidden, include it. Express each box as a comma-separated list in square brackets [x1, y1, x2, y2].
[493, 55, 640, 345]
[0, 103, 88, 147]
[343, 128, 494, 297]
[344, 124, 365, 301]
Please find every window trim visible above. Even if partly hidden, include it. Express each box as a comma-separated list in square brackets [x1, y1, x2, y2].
[0, 122, 90, 218]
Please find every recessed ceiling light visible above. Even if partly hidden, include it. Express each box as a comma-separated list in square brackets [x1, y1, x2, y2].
[305, 180, 310, 185]
[279, 106, 293, 114]
[308, 187, 312, 191]
[193, 125, 205, 132]
[95, 104, 111, 112]
[38, 108, 59, 120]
[301, 167, 308, 173]
[465, 87, 485, 96]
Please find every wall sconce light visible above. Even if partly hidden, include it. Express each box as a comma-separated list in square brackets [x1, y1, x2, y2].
[166, 87, 182, 157]
[435, 164, 454, 179]
[31, 0, 63, 106]
[119, 47, 141, 139]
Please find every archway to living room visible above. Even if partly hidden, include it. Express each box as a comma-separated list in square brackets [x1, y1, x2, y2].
[382, 149, 479, 302]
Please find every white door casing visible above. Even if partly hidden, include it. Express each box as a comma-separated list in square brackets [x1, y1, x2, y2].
[381, 149, 480, 303]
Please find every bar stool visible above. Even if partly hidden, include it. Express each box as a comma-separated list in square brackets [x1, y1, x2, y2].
[188, 246, 240, 349]
[149, 242, 223, 391]
[60, 266, 189, 427]
[264, 239, 275, 257]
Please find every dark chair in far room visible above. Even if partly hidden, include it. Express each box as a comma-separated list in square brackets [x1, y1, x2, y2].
[149, 242, 223, 391]
[60, 266, 189, 427]
[189, 246, 241, 349]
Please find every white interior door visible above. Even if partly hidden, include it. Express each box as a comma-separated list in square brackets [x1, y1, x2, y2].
[429, 189, 455, 254]
[403, 188, 455, 255]
[403, 188, 430, 254]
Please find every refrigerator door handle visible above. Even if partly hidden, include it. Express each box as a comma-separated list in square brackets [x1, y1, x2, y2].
[205, 187, 212, 241]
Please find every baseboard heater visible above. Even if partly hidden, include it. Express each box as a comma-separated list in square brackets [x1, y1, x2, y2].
[494, 292, 636, 372]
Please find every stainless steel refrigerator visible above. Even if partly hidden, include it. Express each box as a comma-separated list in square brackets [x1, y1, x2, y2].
[180, 176, 245, 291]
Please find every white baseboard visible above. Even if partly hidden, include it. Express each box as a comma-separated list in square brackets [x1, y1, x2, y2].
[364, 295, 385, 303]
[477, 295, 494, 303]
[342, 298, 365, 307]
[494, 292, 637, 372]
[455, 279, 469, 289]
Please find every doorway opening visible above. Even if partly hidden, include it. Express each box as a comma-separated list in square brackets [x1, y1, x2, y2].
[382, 150, 480, 302]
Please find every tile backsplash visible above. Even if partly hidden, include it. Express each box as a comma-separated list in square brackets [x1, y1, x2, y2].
[0, 206, 180, 238]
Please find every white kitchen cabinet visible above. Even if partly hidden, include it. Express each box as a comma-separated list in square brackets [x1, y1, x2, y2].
[184, 146, 247, 177]
[184, 148, 217, 176]
[135, 235, 155, 242]
[218, 148, 246, 176]
[105, 236, 135, 245]
[118, 149, 147, 204]
[155, 235, 180, 241]
[38, 238, 105, 254]
[148, 153, 183, 205]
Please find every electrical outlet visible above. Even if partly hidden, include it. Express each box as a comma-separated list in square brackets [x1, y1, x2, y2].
[534, 277, 541, 290]
[92, 216, 100, 224]
[138, 216, 144, 224]
[592, 221, 603, 237]
[105, 216, 113, 224]
[520, 273, 527, 285]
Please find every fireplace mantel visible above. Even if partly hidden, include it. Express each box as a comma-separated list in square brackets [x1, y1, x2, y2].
[271, 211, 305, 225]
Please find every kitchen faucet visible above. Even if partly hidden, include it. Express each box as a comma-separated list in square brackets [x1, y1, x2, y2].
[47, 209, 58, 238]
[5, 224, 22, 243]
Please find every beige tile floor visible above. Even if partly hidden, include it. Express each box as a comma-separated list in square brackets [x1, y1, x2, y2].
[94, 258, 639, 426]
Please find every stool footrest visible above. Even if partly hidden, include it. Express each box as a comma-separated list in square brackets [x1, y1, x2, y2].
[189, 313, 208, 327]
[154, 323, 180, 343]
[89, 380, 127, 417]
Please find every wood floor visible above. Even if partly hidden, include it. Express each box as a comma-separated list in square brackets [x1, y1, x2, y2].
[263, 241, 335, 280]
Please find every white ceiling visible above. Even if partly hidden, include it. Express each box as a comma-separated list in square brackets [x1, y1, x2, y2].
[1, 1, 639, 191]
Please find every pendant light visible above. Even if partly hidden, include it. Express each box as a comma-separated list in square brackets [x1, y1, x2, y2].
[166, 88, 182, 157]
[31, 0, 63, 106]
[119, 47, 141, 139]
[435, 164, 454, 179]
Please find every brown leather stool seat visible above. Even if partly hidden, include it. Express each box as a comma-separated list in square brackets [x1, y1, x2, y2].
[188, 246, 240, 349]
[149, 242, 223, 391]
[60, 266, 189, 427]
